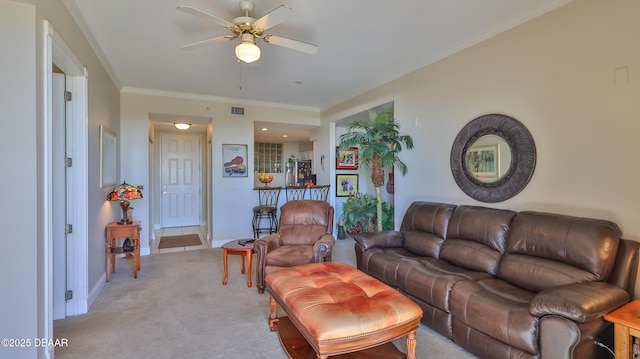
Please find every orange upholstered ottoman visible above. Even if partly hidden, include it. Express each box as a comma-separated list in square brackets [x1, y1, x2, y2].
[265, 262, 423, 359]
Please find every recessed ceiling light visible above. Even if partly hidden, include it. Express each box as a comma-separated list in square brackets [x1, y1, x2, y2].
[261, 128, 268, 131]
[282, 134, 289, 138]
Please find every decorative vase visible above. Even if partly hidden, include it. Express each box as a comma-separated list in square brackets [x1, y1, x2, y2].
[285, 162, 294, 187]
[337, 224, 346, 240]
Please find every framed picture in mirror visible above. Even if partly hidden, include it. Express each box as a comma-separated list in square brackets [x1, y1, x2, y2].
[466, 144, 499, 180]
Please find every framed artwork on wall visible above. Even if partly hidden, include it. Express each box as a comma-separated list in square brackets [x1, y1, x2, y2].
[222, 144, 248, 177]
[336, 174, 358, 197]
[336, 147, 358, 169]
[100, 125, 117, 188]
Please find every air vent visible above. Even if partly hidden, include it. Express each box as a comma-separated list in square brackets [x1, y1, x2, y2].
[231, 106, 245, 116]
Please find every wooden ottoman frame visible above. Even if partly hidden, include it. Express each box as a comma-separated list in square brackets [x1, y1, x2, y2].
[265, 262, 423, 359]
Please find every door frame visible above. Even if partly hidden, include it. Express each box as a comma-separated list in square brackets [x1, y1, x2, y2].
[43, 19, 89, 348]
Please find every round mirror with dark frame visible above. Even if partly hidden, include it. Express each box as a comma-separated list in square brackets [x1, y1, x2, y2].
[450, 114, 536, 202]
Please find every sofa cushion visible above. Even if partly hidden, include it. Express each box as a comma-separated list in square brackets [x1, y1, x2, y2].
[450, 278, 539, 355]
[403, 230, 446, 258]
[265, 245, 314, 267]
[396, 257, 492, 312]
[278, 200, 333, 246]
[498, 211, 621, 292]
[358, 247, 419, 285]
[400, 202, 456, 257]
[440, 205, 516, 275]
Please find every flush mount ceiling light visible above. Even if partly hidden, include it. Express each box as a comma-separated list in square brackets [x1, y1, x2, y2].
[235, 33, 261, 63]
[174, 123, 191, 130]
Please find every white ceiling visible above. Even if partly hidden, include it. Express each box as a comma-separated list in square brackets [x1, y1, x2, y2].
[65, 0, 571, 141]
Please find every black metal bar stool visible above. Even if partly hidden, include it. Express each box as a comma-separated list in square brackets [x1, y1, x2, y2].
[252, 186, 281, 239]
[285, 185, 307, 201]
[308, 185, 330, 201]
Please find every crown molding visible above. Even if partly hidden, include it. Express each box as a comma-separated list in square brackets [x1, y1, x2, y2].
[63, 0, 122, 89]
[120, 87, 320, 113]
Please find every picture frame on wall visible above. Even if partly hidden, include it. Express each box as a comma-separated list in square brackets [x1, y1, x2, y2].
[466, 144, 499, 179]
[222, 144, 248, 177]
[336, 174, 358, 197]
[336, 147, 358, 169]
[100, 125, 117, 188]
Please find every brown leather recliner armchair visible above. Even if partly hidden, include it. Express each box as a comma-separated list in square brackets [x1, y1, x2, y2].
[255, 200, 335, 293]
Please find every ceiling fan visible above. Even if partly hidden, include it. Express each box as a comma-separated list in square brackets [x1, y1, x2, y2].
[177, 1, 318, 64]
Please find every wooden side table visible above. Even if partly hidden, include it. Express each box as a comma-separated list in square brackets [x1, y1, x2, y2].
[604, 299, 640, 358]
[222, 239, 254, 288]
[106, 221, 141, 282]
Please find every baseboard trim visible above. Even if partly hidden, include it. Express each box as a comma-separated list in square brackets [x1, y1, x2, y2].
[88, 273, 106, 310]
[211, 239, 230, 248]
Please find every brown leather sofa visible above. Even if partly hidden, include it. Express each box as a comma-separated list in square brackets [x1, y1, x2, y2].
[255, 200, 335, 293]
[354, 202, 639, 359]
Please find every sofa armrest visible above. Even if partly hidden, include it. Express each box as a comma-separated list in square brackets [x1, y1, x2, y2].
[314, 234, 335, 262]
[255, 234, 281, 293]
[254, 233, 281, 255]
[353, 231, 404, 251]
[530, 282, 630, 323]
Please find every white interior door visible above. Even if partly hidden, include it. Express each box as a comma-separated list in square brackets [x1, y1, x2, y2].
[52, 72, 69, 320]
[160, 133, 201, 227]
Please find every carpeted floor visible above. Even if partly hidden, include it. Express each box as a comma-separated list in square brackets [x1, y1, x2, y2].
[157, 234, 203, 249]
[53, 238, 477, 359]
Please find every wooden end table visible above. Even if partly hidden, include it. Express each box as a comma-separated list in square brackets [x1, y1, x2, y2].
[222, 239, 254, 288]
[106, 221, 141, 282]
[604, 300, 640, 358]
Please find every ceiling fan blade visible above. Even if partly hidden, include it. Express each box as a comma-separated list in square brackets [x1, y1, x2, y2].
[263, 35, 318, 55]
[180, 36, 235, 51]
[177, 6, 235, 29]
[253, 5, 292, 32]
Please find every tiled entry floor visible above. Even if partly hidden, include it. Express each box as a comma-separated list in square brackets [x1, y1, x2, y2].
[151, 226, 210, 254]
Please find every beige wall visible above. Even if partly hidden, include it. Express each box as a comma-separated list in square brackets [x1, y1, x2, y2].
[323, 0, 640, 296]
[1, 3, 37, 358]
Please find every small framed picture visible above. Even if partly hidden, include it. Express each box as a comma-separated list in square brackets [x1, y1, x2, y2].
[336, 147, 358, 169]
[222, 144, 248, 177]
[336, 174, 358, 197]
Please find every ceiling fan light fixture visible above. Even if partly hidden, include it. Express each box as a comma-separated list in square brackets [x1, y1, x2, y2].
[235, 33, 261, 63]
[174, 122, 191, 130]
